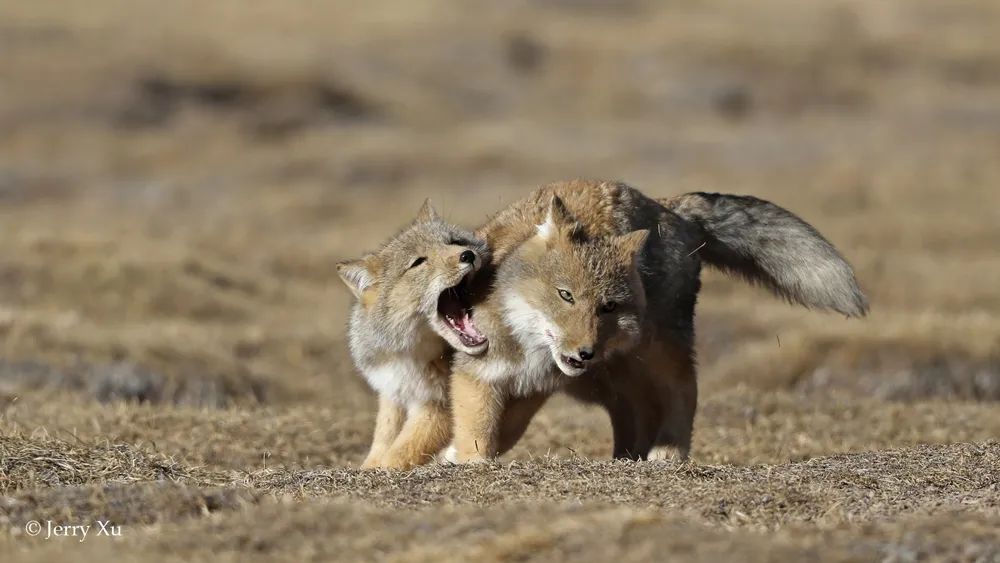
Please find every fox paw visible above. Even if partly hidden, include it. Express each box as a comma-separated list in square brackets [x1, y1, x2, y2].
[441, 445, 459, 464]
[648, 445, 689, 462]
[360, 453, 383, 470]
[440, 444, 489, 465]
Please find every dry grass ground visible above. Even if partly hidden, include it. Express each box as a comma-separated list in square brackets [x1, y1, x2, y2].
[1, 0, 999, 560]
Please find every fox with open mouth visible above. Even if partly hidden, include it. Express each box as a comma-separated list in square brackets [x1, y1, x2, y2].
[339, 180, 867, 468]
[336, 201, 490, 469]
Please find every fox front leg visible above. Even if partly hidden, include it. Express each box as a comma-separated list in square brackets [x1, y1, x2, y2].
[447, 369, 505, 463]
[361, 395, 407, 469]
[378, 401, 452, 470]
[643, 342, 698, 461]
[496, 393, 549, 456]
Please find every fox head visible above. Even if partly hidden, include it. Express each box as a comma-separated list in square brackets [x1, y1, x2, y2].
[498, 196, 649, 376]
[337, 200, 491, 355]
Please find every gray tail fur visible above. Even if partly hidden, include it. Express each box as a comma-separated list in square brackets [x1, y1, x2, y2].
[661, 192, 869, 317]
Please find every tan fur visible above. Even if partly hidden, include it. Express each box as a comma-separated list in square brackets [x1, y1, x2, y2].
[448, 369, 505, 460]
[449, 181, 687, 462]
[447, 370, 551, 462]
[448, 179, 864, 462]
[377, 402, 452, 469]
[336, 200, 490, 470]
[347, 180, 865, 467]
[360, 396, 406, 469]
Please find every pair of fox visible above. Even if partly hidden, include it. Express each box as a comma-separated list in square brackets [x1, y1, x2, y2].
[337, 179, 868, 470]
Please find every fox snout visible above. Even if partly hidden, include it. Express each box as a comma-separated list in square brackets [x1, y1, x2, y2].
[551, 318, 600, 375]
[546, 309, 603, 376]
[447, 248, 482, 275]
[560, 345, 595, 370]
[429, 248, 483, 293]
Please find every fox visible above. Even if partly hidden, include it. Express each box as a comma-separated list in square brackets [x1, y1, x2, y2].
[441, 179, 868, 463]
[339, 180, 867, 467]
[336, 201, 490, 469]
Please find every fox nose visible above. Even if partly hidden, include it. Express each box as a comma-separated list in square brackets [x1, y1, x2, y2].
[578, 347, 594, 361]
[459, 250, 477, 264]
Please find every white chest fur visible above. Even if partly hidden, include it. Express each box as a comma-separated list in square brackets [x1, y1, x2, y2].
[474, 292, 565, 397]
[362, 356, 447, 407]
[349, 310, 449, 408]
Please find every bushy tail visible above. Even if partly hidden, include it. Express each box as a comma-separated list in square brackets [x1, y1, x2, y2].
[661, 192, 869, 317]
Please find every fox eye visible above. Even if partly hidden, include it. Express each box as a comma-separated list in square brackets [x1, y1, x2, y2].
[601, 301, 617, 313]
[409, 257, 427, 269]
[557, 289, 575, 304]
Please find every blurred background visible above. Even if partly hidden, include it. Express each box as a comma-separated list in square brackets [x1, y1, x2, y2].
[1, 0, 998, 464]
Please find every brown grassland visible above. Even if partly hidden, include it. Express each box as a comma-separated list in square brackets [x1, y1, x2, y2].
[1, 0, 998, 560]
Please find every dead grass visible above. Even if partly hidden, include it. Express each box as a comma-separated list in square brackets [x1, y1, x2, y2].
[6, 495, 999, 563]
[241, 442, 999, 529]
[2, 0, 1000, 559]
[0, 434, 226, 493]
[1, 483, 259, 531]
[1, 431, 996, 561]
[3, 388, 999, 471]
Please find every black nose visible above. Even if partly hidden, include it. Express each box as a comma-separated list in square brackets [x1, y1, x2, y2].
[459, 250, 476, 264]
[578, 347, 594, 361]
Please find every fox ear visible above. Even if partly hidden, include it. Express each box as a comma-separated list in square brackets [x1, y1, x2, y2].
[337, 258, 376, 300]
[417, 199, 440, 223]
[615, 229, 649, 260]
[537, 195, 575, 241]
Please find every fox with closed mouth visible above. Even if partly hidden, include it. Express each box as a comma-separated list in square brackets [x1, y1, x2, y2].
[339, 180, 867, 467]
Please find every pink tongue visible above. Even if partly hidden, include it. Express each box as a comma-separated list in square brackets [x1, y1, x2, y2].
[452, 312, 484, 342]
[460, 312, 484, 339]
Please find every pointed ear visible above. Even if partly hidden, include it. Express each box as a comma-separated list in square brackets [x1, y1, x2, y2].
[537, 195, 575, 241]
[615, 229, 649, 260]
[417, 199, 439, 223]
[337, 258, 376, 300]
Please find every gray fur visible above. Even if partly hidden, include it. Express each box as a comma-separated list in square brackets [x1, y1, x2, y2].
[663, 192, 869, 317]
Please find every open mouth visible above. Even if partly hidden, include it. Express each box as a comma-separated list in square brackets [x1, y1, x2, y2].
[437, 273, 487, 349]
[560, 355, 585, 370]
